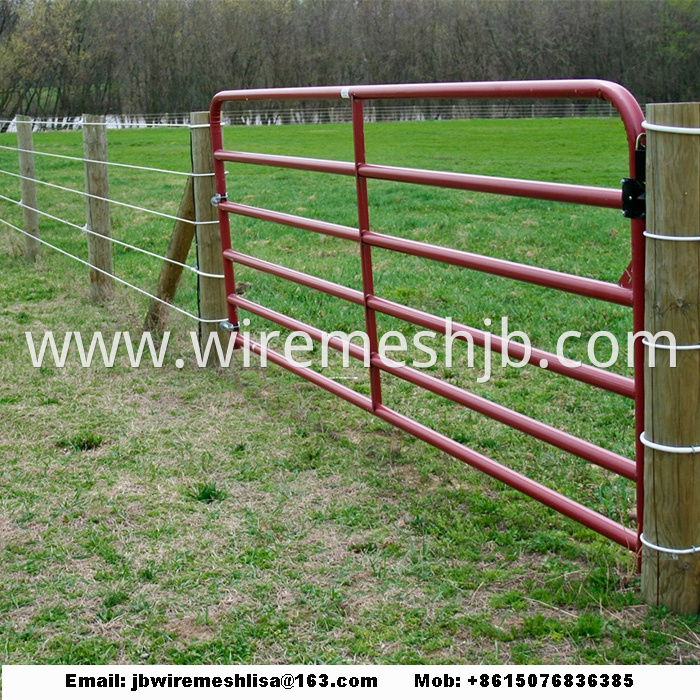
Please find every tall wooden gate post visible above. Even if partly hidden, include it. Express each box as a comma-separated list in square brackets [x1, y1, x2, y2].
[642, 103, 700, 615]
[190, 111, 228, 362]
[16, 115, 40, 261]
[82, 114, 113, 302]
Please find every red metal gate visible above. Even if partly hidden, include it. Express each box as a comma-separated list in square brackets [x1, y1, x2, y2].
[210, 80, 646, 553]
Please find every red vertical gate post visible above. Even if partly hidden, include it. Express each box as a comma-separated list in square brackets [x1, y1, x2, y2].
[209, 106, 239, 336]
[351, 96, 382, 409]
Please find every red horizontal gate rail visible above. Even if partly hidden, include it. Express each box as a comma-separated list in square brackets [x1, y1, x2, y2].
[210, 80, 646, 553]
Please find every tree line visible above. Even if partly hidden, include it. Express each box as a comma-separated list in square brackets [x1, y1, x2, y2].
[0, 0, 698, 120]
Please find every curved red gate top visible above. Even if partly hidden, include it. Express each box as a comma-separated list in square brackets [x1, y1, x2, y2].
[209, 80, 646, 554]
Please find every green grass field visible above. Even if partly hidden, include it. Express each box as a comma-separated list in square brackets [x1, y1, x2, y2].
[1, 118, 699, 666]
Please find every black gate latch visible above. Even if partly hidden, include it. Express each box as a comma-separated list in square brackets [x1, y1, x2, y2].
[622, 137, 646, 219]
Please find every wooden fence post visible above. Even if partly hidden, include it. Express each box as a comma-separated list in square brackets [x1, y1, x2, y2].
[16, 115, 40, 261]
[82, 114, 113, 303]
[642, 102, 700, 615]
[144, 177, 195, 332]
[190, 110, 227, 362]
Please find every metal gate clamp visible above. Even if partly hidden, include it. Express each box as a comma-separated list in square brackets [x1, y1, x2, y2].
[644, 230, 700, 242]
[220, 321, 239, 332]
[640, 533, 700, 556]
[621, 178, 645, 219]
[211, 192, 227, 206]
[640, 431, 700, 454]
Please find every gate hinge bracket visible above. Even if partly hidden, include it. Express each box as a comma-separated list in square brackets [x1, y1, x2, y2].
[211, 192, 227, 207]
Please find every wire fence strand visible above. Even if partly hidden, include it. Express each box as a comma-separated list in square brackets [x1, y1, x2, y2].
[0, 193, 224, 279]
[0, 143, 213, 178]
[0, 121, 227, 323]
[0, 215, 227, 323]
[0, 167, 218, 226]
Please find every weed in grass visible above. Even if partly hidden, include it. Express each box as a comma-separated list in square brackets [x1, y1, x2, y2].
[490, 590, 528, 612]
[98, 591, 130, 622]
[138, 565, 157, 582]
[570, 612, 606, 640]
[103, 590, 130, 609]
[55, 432, 104, 453]
[520, 613, 565, 639]
[187, 482, 227, 504]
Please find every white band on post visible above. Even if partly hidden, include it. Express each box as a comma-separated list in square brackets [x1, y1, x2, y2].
[640, 431, 700, 455]
[644, 230, 700, 242]
[642, 120, 700, 136]
[640, 532, 699, 556]
[641, 337, 700, 351]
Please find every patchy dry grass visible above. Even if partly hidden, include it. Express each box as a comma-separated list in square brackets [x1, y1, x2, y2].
[1, 297, 698, 665]
[1, 120, 700, 667]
